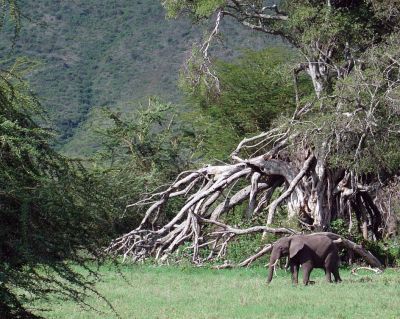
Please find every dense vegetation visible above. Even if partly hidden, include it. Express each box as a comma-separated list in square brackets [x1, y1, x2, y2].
[0, 0, 273, 152]
[0, 0, 195, 145]
[1, 0, 400, 318]
[0, 3, 112, 318]
[0, 5, 281, 315]
[0, 58, 116, 318]
[109, 0, 400, 268]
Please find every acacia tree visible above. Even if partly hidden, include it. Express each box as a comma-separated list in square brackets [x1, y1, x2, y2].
[0, 59, 119, 318]
[108, 0, 400, 265]
[0, 4, 118, 317]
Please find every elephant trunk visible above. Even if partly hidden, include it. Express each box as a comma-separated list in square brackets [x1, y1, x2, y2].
[267, 249, 280, 283]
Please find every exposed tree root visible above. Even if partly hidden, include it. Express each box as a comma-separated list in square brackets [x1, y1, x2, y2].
[106, 156, 384, 267]
[107, 123, 390, 267]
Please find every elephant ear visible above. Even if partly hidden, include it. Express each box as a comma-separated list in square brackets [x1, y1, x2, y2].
[289, 238, 305, 258]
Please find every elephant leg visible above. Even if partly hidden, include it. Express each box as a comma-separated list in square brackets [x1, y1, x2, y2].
[333, 269, 342, 283]
[302, 262, 313, 285]
[325, 252, 341, 283]
[325, 269, 332, 283]
[290, 263, 299, 285]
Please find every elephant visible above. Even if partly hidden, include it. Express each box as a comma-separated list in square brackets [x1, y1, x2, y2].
[267, 234, 342, 285]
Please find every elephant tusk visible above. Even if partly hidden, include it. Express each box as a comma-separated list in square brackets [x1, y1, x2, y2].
[266, 258, 280, 268]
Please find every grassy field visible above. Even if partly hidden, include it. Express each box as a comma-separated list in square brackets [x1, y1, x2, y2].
[34, 265, 400, 319]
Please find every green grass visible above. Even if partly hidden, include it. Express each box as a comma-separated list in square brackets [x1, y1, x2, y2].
[33, 265, 400, 319]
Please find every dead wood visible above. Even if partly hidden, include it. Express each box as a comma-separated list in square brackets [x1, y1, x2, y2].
[351, 267, 383, 275]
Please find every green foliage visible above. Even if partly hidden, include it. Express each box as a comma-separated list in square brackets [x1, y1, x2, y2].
[89, 99, 200, 233]
[0, 0, 21, 39]
[0, 60, 113, 318]
[364, 239, 400, 267]
[331, 219, 350, 238]
[163, 0, 225, 19]
[178, 108, 240, 161]
[178, 45, 221, 104]
[330, 217, 363, 248]
[182, 47, 312, 160]
[0, 0, 197, 145]
[208, 48, 299, 133]
[216, 205, 265, 263]
[225, 233, 265, 264]
[289, 32, 400, 175]
[285, 2, 374, 57]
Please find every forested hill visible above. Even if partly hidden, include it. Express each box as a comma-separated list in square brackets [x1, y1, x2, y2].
[0, 0, 272, 153]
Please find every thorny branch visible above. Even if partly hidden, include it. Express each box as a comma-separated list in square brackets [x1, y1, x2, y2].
[183, 10, 223, 94]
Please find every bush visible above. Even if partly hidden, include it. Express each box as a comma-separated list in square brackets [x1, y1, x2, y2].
[364, 239, 400, 267]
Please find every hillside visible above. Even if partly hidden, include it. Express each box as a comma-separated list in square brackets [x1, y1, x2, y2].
[0, 0, 274, 154]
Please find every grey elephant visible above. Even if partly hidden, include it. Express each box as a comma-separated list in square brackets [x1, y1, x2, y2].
[267, 234, 342, 285]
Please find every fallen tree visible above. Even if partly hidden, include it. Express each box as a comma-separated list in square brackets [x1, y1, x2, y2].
[107, 1, 400, 267]
[106, 123, 389, 267]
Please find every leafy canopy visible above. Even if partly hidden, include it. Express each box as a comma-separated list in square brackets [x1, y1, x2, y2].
[0, 25, 114, 319]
